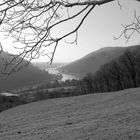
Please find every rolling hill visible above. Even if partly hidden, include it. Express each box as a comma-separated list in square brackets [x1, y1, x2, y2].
[59, 45, 140, 78]
[0, 51, 53, 91]
[1, 87, 140, 139]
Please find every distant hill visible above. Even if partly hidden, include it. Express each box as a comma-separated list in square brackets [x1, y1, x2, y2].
[0, 52, 53, 91]
[33, 62, 67, 70]
[59, 45, 140, 78]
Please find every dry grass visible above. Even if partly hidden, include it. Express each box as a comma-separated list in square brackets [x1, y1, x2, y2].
[1, 88, 140, 140]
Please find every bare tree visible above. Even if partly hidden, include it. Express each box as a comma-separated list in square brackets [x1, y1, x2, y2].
[119, 50, 137, 87]
[0, 0, 140, 74]
[114, 7, 140, 41]
[82, 73, 94, 93]
[108, 61, 124, 90]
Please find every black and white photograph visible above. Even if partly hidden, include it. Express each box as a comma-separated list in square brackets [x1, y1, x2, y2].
[0, 0, 140, 139]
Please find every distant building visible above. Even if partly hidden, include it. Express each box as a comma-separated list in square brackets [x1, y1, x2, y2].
[1, 92, 19, 97]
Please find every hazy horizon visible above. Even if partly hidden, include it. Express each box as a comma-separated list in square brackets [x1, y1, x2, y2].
[32, 44, 139, 63]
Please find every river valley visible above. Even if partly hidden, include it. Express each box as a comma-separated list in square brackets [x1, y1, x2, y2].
[46, 68, 78, 81]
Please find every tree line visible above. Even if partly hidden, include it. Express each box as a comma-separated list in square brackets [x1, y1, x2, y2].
[80, 47, 140, 94]
[1, 46, 140, 112]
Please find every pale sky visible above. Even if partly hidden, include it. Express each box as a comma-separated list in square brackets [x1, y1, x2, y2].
[0, 0, 140, 63]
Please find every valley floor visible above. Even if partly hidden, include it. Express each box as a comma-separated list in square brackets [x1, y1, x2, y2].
[1, 88, 140, 140]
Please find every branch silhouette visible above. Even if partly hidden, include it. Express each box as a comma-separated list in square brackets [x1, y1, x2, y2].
[0, 0, 139, 74]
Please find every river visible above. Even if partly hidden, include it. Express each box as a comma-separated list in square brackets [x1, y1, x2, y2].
[46, 68, 78, 81]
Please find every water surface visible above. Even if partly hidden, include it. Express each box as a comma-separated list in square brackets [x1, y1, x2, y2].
[46, 68, 77, 81]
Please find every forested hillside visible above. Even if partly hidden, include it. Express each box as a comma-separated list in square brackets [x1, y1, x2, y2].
[0, 51, 54, 91]
[60, 45, 140, 78]
[60, 47, 127, 77]
[81, 45, 140, 94]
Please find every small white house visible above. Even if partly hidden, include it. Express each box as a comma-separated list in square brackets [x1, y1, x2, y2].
[1, 92, 19, 97]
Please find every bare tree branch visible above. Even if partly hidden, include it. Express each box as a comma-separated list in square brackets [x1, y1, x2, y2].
[0, 0, 139, 74]
[114, 10, 140, 42]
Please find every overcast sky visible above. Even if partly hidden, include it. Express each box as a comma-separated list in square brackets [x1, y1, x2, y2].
[0, 0, 140, 63]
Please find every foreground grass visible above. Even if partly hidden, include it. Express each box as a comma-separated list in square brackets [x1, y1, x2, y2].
[0, 88, 140, 140]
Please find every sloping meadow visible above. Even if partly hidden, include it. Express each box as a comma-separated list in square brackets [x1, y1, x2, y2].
[0, 87, 140, 140]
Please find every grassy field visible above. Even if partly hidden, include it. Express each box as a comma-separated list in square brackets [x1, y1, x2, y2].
[1, 88, 140, 140]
